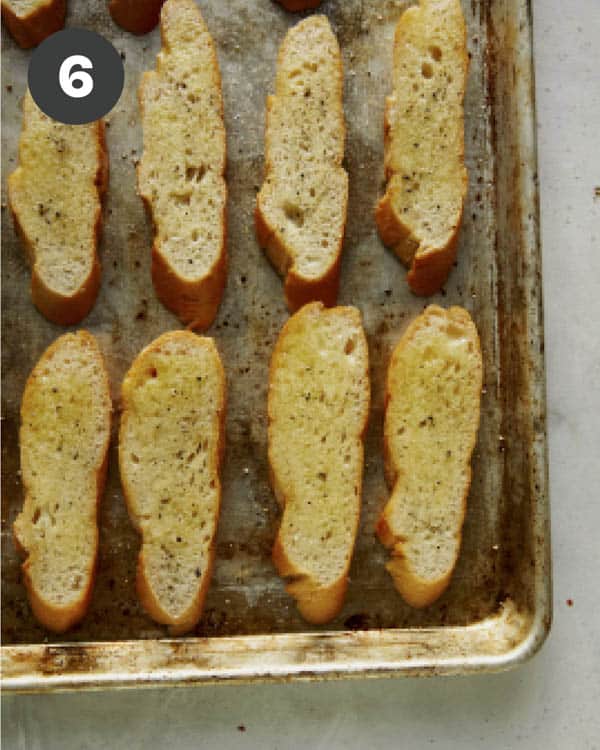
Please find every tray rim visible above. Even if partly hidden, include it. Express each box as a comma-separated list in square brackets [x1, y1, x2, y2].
[1, 599, 549, 692]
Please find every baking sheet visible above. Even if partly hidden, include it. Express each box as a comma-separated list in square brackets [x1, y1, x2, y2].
[1, 0, 550, 690]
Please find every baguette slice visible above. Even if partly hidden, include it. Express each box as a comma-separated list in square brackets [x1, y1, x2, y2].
[13, 331, 112, 633]
[119, 331, 226, 635]
[1, 0, 66, 48]
[269, 302, 370, 623]
[377, 305, 482, 607]
[375, 0, 468, 296]
[276, 0, 322, 11]
[256, 16, 348, 312]
[138, 0, 227, 330]
[8, 91, 107, 326]
[108, 0, 164, 34]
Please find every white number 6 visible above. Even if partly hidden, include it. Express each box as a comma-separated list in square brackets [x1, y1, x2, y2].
[59, 55, 94, 99]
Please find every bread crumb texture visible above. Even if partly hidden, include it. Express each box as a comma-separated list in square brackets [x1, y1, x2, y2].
[14, 331, 111, 632]
[8, 91, 106, 324]
[138, 0, 226, 329]
[269, 303, 370, 622]
[256, 16, 348, 311]
[376, 0, 468, 295]
[119, 331, 225, 633]
[378, 305, 482, 607]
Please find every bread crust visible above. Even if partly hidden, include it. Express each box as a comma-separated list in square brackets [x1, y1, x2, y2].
[138, 0, 227, 331]
[108, 0, 164, 34]
[271, 534, 349, 624]
[268, 303, 370, 623]
[148, 203, 228, 332]
[375, 0, 468, 296]
[275, 0, 322, 11]
[256, 16, 347, 313]
[1, 0, 65, 48]
[8, 100, 108, 326]
[375, 190, 464, 297]
[255, 200, 342, 311]
[375, 513, 454, 609]
[135, 547, 216, 636]
[13, 331, 111, 633]
[119, 331, 226, 635]
[377, 305, 481, 607]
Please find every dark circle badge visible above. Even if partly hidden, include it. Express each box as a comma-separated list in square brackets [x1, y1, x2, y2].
[28, 29, 124, 125]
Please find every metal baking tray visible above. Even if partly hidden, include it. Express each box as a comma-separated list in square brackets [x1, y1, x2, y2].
[1, 0, 550, 691]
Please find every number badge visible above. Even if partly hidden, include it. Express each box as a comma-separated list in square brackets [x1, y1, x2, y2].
[29, 29, 124, 125]
[59, 55, 94, 99]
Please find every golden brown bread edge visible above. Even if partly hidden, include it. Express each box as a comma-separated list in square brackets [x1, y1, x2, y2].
[376, 305, 482, 607]
[255, 18, 346, 313]
[268, 303, 370, 623]
[13, 331, 112, 633]
[137, 1, 228, 331]
[375, 196, 464, 297]
[1, 0, 66, 48]
[118, 331, 226, 635]
[149, 235, 228, 332]
[14, 443, 108, 634]
[375, 1, 468, 297]
[376, 514, 454, 608]
[108, 0, 165, 34]
[275, 0, 322, 11]
[136, 550, 217, 636]
[136, 384, 225, 637]
[255, 204, 342, 312]
[271, 534, 349, 624]
[8, 116, 108, 326]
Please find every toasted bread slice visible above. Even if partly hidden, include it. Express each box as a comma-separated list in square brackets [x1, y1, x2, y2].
[119, 331, 226, 635]
[8, 91, 107, 326]
[1, 0, 66, 48]
[276, 0, 322, 11]
[377, 305, 482, 607]
[256, 16, 348, 312]
[108, 0, 164, 34]
[13, 331, 111, 633]
[268, 303, 370, 623]
[138, 0, 227, 330]
[375, 0, 468, 296]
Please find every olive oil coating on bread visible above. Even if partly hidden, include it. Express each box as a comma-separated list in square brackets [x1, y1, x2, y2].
[256, 16, 348, 312]
[376, 0, 468, 295]
[138, 0, 227, 330]
[8, 92, 107, 325]
[119, 331, 226, 635]
[268, 303, 370, 623]
[14, 332, 112, 632]
[377, 305, 482, 607]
